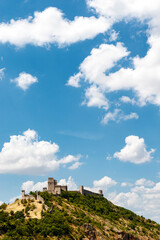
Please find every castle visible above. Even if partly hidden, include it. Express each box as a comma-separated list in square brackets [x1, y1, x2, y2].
[21, 177, 103, 200]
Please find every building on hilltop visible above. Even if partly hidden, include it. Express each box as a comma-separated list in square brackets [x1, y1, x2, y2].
[21, 190, 44, 203]
[21, 177, 103, 200]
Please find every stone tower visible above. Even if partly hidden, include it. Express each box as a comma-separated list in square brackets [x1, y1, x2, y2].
[48, 177, 57, 193]
[79, 186, 84, 195]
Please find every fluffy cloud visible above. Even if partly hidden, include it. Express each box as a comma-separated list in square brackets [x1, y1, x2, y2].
[68, 42, 129, 88]
[0, 68, 5, 80]
[88, 0, 160, 107]
[67, 0, 160, 120]
[0, 201, 3, 205]
[0, 129, 82, 175]
[93, 176, 117, 189]
[120, 96, 136, 105]
[114, 135, 155, 164]
[11, 72, 38, 90]
[58, 176, 78, 190]
[87, 0, 160, 21]
[67, 73, 82, 88]
[111, 181, 160, 222]
[68, 42, 129, 111]
[68, 161, 84, 170]
[135, 178, 155, 187]
[0, 7, 111, 47]
[83, 85, 109, 109]
[21, 180, 47, 193]
[121, 182, 133, 187]
[101, 109, 138, 124]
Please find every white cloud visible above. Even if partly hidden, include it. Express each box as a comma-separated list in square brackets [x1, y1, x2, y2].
[9, 195, 21, 203]
[58, 176, 78, 190]
[87, 0, 160, 21]
[68, 43, 129, 110]
[11, 72, 38, 90]
[111, 182, 160, 222]
[121, 182, 133, 187]
[71, 42, 129, 87]
[0, 201, 3, 205]
[0, 7, 111, 47]
[93, 176, 117, 189]
[135, 178, 155, 187]
[0, 129, 82, 175]
[67, 0, 160, 119]
[114, 135, 155, 164]
[0, 68, 5, 80]
[120, 96, 136, 105]
[69, 161, 84, 170]
[21, 180, 47, 193]
[59, 154, 81, 164]
[67, 73, 82, 88]
[83, 85, 109, 109]
[86, 0, 160, 107]
[109, 29, 119, 42]
[101, 109, 138, 124]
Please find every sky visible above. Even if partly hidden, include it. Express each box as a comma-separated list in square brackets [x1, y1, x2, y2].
[0, 0, 160, 222]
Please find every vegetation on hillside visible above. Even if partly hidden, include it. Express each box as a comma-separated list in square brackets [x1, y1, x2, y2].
[0, 191, 160, 239]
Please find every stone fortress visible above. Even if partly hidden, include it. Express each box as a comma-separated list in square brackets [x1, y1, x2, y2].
[22, 177, 103, 200]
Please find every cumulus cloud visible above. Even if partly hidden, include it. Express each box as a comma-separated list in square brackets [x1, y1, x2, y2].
[114, 135, 155, 164]
[0, 129, 82, 175]
[68, 43, 129, 109]
[11, 72, 38, 90]
[111, 181, 160, 222]
[93, 176, 117, 189]
[21, 180, 47, 193]
[66, 0, 160, 120]
[0, 7, 111, 47]
[121, 182, 133, 187]
[0, 68, 5, 80]
[101, 109, 138, 124]
[69, 42, 129, 88]
[67, 73, 82, 88]
[68, 161, 84, 170]
[83, 85, 109, 109]
[120, 96, 136, 105]
[135, 178, 155, 187]
[58, 176, 78, 190]
[88, 0, 160, 107]
[87, 0, 160, 21]
[89, 175, 160, 222]
[0, 201, 3, 205]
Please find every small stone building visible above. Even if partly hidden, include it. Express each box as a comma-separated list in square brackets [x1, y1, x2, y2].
[46, 177, 68, 195]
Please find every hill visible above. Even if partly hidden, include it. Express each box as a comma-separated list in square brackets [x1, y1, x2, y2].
[0, 191, 160, 240]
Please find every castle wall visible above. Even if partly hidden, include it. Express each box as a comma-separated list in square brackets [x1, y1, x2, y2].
[37, 194, 44, 203]
[79, 186, 103, 197]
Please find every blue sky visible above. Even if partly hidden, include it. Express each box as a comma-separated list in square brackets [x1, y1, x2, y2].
[0, 0, 160, 222]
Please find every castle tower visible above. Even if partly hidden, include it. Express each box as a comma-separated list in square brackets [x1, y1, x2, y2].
[22, 190, 25, 199]
[79, 186, 84, 195]
[98, 190, 103, 196]
[48, 177, 58, 193]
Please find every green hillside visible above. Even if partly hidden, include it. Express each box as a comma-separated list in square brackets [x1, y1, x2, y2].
[0, 191, 160, 240]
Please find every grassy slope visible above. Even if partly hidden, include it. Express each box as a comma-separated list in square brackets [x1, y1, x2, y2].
[0, 191, 160, 240]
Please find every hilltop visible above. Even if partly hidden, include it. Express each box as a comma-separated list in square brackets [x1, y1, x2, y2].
[0, 191, 160, 240]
